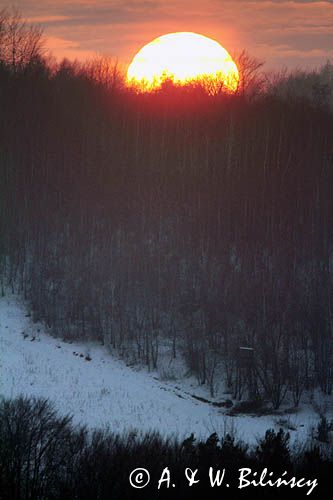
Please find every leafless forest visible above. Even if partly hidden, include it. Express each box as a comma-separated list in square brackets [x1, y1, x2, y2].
[1, 10, 332, 409]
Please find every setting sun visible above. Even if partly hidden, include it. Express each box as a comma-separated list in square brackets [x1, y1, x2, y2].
[127, 32, 239, 92]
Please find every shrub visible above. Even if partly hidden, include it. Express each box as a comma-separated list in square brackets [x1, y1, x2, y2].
[255, 428, 291, 471]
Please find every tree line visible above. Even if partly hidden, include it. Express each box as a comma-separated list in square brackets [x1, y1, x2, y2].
[0, 9, 332, 408]
[0, 397, 331, 500]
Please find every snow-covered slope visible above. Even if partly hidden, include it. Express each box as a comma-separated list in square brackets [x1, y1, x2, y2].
[0, 293, 327, 443]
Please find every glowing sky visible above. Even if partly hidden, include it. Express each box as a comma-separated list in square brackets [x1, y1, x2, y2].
[11, 0, 333, 69]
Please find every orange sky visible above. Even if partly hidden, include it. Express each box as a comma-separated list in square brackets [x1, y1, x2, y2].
[12, 0, 333, 70]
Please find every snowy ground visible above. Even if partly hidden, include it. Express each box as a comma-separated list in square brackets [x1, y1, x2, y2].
[0, 293, 331, 445]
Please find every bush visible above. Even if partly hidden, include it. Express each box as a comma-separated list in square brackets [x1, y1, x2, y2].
[255, 428, 291, 471]
[316, 416, 333, 443]
[228, 399, 266, 415]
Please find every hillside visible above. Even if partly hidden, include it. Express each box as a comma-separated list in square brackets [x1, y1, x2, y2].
[1, 292, 331, 444]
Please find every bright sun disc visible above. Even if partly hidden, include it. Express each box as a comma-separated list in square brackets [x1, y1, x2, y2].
[127, 32, 239, 92]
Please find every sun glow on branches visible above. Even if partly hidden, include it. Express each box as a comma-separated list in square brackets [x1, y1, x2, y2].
[127, 32, 239, 93]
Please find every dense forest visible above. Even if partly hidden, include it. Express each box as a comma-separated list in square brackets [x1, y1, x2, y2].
[0, 9, 332, 409]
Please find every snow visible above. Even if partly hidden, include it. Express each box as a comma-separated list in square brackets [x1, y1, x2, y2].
[0, 293, 329, 445]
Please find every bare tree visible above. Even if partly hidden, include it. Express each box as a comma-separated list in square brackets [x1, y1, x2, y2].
[0, 7, 44, 70]
[82, 55, 124, 92]
[234, 49, 265, 97]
